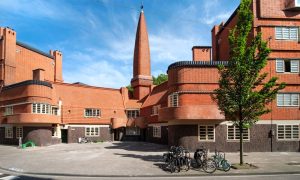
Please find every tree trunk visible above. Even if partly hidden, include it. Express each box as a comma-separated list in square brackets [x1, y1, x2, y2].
[239, 122, 244, 165]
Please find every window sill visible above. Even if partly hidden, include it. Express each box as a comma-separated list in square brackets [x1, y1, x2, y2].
[227, 140, 250, 142]
[277, 139, 299, 141]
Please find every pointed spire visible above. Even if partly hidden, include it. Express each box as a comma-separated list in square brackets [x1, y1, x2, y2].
[133, 7, 151, 78]
[131, 6, 152, 100]
[141, 1, 144, 12]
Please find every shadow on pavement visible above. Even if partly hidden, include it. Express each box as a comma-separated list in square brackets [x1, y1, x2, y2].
[105, 141, 168, 152]
[15, 175, 53, 180]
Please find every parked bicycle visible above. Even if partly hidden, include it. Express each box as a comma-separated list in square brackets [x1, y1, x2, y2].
[78, 137, 90, 143]
[162, 146, 191, 173]
[193, 146, 217, 173]
[212, 150, 231, 172]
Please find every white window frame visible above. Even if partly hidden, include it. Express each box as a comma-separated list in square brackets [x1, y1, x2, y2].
[227, 125, 250, 141]
[277, 93, 299, 107]
[16, 127, 23, 139]
[52, 107, 59, 116]
[84, 108, 101, 118]
[32, 103, 51, 114]
[4, 106, 13, 116]
[126, 109, 140, 118]
[275, 27, 298, 41]
[276, 59, 299, 73]
[277, 124, 299, 141]
[151, 105, 160, 115]
[198, 125, 215, 141]
[125, 127, 140, 136]
[85, 127, 100, 137]
[5, 127, 13, 138]
[153, 126, 161, 138]
[168, 93, 179, 107]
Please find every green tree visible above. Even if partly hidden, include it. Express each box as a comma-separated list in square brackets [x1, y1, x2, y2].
[152, 74, 168, 85]
[126, 85, 133, 93]
[213, 0, 285, 165]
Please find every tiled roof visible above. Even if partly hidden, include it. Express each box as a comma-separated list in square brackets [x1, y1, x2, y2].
[2, 80, 52, 91]
[142, 82, 168, 108]
[16, 41, 54, 59]
[167, 60, 228, 72]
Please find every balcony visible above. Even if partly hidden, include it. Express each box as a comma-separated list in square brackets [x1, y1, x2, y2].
[6, 113, 61, 124]
[158, 105, 224, 121]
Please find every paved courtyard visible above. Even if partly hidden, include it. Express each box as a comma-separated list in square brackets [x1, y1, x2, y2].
[0, 142, 300, 177]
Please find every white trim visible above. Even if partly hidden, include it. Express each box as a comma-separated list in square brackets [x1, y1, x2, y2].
[85, 126, 100, 137]
[153, 126, 161, 138]
[168, 120, 224, 126]
[148, 123, 168, 127]
[16, 126, 23, 139]
[5, 127, 13, 139]
[64, 125, 109, 128]
[0, 101, 31, 108]
[220, 120, 300, 125]
[198, 124, 215, 142]
[226, 125, 250, 141]
[277, 124, 299, 141]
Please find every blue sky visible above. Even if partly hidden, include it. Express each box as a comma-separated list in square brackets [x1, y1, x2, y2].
[0, 0, 240, 88]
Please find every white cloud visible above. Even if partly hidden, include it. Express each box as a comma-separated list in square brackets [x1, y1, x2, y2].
[64, 59, 131, 88]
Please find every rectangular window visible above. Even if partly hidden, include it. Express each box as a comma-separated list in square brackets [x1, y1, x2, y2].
[5, 127, 13, 138]
[153, 126, 161, 138]
[296, 0, 300, 6]
[168, 93, 179, 107]
[16, 127, 23, 139]
[198, 125, 215, 141]
[4, 106, 13, 116]
[126, 109, 140, 118]
[151, 105, 160, 115]
[85, 127, 100, 137]
[125, 127, 140, 136]
[277, 125, 299, 140]
[275, 27, 298, 40]
[227, 125, 250, 141]
[276, 59, 299, 73]
[52, 107, 59, 115]
[32, 103, 51, 114]
[84, 109, 101, 118]
[277, 93, 299, 107]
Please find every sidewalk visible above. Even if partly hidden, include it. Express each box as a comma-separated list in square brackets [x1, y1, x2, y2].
[0, 142, 299, 177]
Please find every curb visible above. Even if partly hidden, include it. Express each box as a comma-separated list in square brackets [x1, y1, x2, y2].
[1, 167, 300, 178]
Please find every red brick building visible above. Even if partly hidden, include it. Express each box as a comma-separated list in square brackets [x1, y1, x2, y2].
[0, 0, 299, 151]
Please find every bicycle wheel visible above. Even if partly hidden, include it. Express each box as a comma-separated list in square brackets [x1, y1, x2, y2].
[221, 160, 231, 172]
[169, 160, 176, 173]
[203, 158, 217, 174]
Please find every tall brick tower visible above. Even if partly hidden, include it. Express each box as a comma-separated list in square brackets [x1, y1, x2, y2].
[131, 6, 152, 100]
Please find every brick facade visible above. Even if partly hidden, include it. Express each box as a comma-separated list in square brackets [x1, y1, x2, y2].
[0, 1, 299, 151]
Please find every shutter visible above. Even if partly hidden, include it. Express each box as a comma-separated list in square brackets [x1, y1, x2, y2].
[290, 60, 299, 73]
[277, 94, 284, 106]
[276, 59, 284, 72]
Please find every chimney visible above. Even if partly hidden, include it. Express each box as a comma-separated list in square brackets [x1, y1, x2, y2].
[33, 69, 45, 81]
[50, 50, 63, 82]
[211, 24, 221, 61]
[192, 46, 211, 62]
